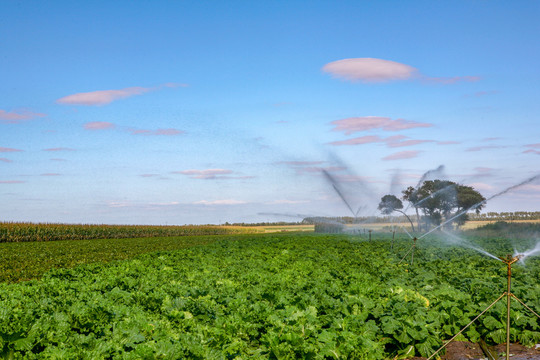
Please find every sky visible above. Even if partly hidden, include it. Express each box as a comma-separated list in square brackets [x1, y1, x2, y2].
[1, 1, 540, 225]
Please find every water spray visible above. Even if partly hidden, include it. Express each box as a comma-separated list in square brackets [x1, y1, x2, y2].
[428, 254, 540, 360]
[420, 173, 540, 240]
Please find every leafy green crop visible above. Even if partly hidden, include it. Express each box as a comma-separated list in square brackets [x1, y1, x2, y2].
[0, 233, 539, 359]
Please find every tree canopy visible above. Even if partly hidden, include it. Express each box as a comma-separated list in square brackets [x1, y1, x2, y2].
[402, 180, 486, 231]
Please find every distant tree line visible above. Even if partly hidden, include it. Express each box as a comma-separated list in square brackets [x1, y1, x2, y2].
[468, 211, 540, 221]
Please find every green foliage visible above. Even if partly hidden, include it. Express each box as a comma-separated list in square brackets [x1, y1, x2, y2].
[378, 195, 403, 215]
[0, 233, 538, 359]
[402, 180, 486, 230]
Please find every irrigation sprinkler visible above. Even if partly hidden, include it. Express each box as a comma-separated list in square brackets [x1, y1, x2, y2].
[398, 237, 417, 266]
[427, 254, 540, 360]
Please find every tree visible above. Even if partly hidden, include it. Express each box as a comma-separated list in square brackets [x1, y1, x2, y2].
[378, 194, 416, 232]
[402, 180, 486, 231]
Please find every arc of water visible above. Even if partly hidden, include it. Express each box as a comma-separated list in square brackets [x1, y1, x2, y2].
[412, 184, 457, 208]
[322, 169, 358, 219]
[403, 165, 446, 213]
[419, 174, 540, 239]
[440, 229, 501, 261]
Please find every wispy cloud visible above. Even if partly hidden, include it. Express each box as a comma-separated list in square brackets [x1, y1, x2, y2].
[322, 57, 480, 84]
[172, 169, 254, 180]
[41, 173, 61, 176]
[386, 138, 434, 148]
[0, 109, 46, 124]
[0, 180, 25, 184]
[423, 76, 481, 84]
[467, 182, 496, 191]
[437, 141, 461, 145]
[127, 128, 185, 136]
[464, 90, 498, 98]
[84, 121, 115, 130]
[276, 161, 326, 166]
[56, 83, 186, 106]
[0, 147, 23, 152]
[466, 145, 506, 152]
[322, 58, 417, 83]
[277, 161, 346, 176]
[43, 147, 76, 152]
[330, 134, 434, 148]
[382, 150, 421, 161]
[0, 158, 12, 163]
[329, 136, 382, 146]
[194, 199, 248, 205]
[267, 199, 309, 205]
[524, 143, 540, 154]
[331, 117, 432, 134]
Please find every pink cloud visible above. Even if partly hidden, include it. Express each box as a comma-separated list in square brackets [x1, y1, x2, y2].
[84, 121, 115, 130]
[467, 182, 496, 191]
[423, 76, 481, 84]
[322, 58, 417, 83]
[0, 180, 25, 184]
[464, 90, 498, 98]
[524, 149, 540, 155]
[329, 135, 382, 146]
[297, 166, 345, 174]
[437, 141, 460, 145]
[382, 150, 421, 161]
[466, 145, 506, 152]
[194, 199, 248, 205]
[331, 117, 432, 134]
[0, 109, 46, 124]
[56, 83, 186, 106]
[277, 161, 326, 166]
[0, 147, 23, 152]
[525, 143, 540, 149]
[0, 158, 12, 163]
[41, 173, 61, 176]
[329, 134, 434, 148]
[386, 139, 434, 148]
[57, 87, 150, 105]
[43, 147, 76, 152]
[174, 169, 234, 179]
[322, 57, 481, 85]
[128, 128, 185, 136]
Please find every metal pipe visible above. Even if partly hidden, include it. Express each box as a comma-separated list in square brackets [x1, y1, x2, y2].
[427, 292, 506, 360]
[411, 237, 416, 266]
[498, 254, 521, 360]
[506, 258, 511, 360]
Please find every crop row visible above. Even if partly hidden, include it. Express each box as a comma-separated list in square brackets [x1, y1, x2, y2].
[1, 233, 539, 359]
[0, 222, 258, 243]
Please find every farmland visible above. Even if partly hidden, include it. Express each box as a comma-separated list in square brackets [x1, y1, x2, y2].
[1, 227, 539, 359]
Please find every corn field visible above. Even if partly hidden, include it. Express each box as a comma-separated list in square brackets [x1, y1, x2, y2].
[0, 222, 257, 243]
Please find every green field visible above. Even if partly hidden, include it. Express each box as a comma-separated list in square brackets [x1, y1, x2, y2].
[1, 227, 539, 359]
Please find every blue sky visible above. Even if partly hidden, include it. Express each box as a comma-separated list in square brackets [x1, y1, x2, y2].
[1, 1, 539, 225]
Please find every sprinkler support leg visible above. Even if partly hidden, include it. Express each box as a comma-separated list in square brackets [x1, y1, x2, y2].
[506, 260, 512, 360]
